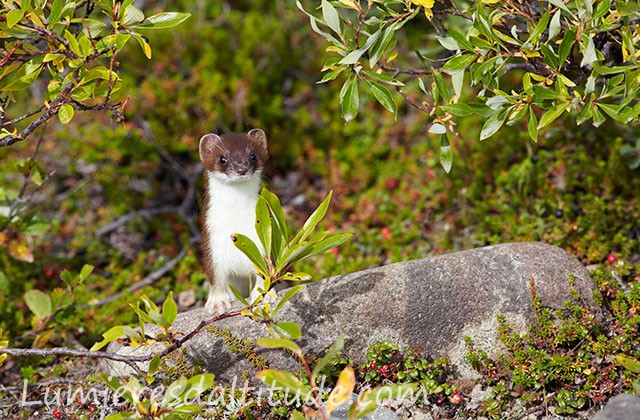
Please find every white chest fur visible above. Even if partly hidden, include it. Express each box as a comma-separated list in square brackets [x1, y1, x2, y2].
[204, 171, 262, 298]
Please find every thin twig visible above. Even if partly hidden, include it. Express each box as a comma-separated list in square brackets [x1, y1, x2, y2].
[82, 249, 187, 308]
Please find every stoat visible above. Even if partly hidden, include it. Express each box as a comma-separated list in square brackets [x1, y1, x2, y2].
[198, 128, 269, 314]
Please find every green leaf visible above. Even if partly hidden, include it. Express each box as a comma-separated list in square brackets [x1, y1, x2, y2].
[132, 12, 191, 30]
[122, 4, 144, 26]
[162, 292, 178, 326]
[441, 103, 474, 117]
[318, 67, 346, 84]
[49, 0, 63, 27]
[57, 104, 74, 124]
[548, 10, 562, 41]
[340, 76, 359, 122]
[296, 0, 341, 44]
[273, 321, 302, 340]
[479, 109, 507, 140]
[71, 266, 91, 284]
[433, 71, 451, 103]
[228, 285, 250, 306]
[303, 233, 352, 261]
[7, 8, 25, 28]
[369, 24, 396, 67]
[255, 198, 272, 260]
[312, 334, 345, 380]
[441, 54, 477, 75]
[24, 290, 52, 320]
[231, 233, 268, 276]
[161, 377, 188, 406]
[90, 325, 124, 351]
[557, 29, 576, 69]
[132, 33, 152, 59]
[532, 85, 563, 100]
[451, 71, 464, 98]
[448, 29, 474, 52]
[367, 81, 397, 116]
[525, 10, 550, 45]
[580, 34, 597, 67]
[290, 411, 306, 420]
[439, 134, 453, 173]
[527, 106, 538, 142]
[538, 102, 569, 129]
[148, 354, 161, 377]
[291, 191, 333, 245]
[616, 355, 640, 373]
[256, 369, 313, 402]
[257, 337, 302, 356]
[273, 285, 303, 316]
[548, 0, 570, 12]
[362, 70, 403, 86]
[321, 0, 341, 34]
[183, 373, 215, 399]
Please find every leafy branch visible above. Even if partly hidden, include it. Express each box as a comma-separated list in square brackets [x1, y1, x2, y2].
[0, 0, 190, 147]
[298, 0, 640, 172]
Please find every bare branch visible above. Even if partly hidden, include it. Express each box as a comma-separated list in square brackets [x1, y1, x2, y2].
[82, 249, 187, 308]
[2, 310, 243, 366]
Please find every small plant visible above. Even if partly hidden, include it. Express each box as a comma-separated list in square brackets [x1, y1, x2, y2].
[102, 373, 215, 419]
[465, 269, 640, 417]
[358, 341, 457, 405]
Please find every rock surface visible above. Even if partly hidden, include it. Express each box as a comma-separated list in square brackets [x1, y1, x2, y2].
[592, 394, 640, 420]
[106, 242, 595, 384]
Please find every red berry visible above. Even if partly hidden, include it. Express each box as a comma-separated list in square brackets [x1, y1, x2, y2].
[52, 409, 62, 419]
[381, 226, 392, 241]
[330, 247, 339, 255]
[449, 391, 463, 404]
[43, 266, 57, 279]
[607, 253, 617, 264]
[427, 170, 436, 180]
[385, 178, 399, 190]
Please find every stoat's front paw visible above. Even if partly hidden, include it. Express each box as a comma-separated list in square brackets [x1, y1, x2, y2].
[205, 291, 231, 315]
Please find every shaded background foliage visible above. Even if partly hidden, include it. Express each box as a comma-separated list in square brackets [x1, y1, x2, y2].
[0, 0, 638, 380]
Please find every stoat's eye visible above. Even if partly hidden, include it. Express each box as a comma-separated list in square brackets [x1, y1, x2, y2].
[218, 156, 228, 165]
[249, 152, 257, 162]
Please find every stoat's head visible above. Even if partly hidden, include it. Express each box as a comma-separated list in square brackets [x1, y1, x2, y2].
[199, 128, 269, 183]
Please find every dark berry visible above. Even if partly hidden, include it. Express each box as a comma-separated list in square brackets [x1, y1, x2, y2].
[555, 209, 563, 218]
[531, 154, 538, 163]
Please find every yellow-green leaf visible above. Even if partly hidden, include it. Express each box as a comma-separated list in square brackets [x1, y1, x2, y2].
[7, 8, 25, 28]
[58, 104, 74, 124]
[257, 337, 302, 356]
[24, 290, 52, 320]
[327, 366, 356, 413]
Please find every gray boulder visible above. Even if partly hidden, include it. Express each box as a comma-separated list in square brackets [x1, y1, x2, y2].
[592, 394, 640, 420]
[106, 242, 595, 384]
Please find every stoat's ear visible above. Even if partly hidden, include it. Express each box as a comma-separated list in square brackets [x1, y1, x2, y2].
[199, 133, 223, 163]
[247, 128, 268, 152]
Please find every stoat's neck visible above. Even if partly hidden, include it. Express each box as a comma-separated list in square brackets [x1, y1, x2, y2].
[206, 170, 262, 210]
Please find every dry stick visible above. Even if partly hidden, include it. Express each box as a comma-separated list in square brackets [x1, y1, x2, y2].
[95, 205, 179, 237]
[2, 310, 242, 368]
[82, 248, 187, 309]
